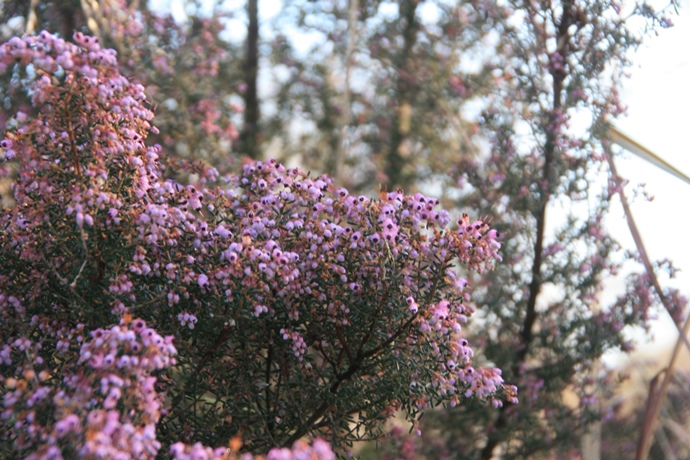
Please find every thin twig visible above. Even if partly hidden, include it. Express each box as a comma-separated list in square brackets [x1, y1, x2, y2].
[69, 228, 90, 290]
[25, 0, 40, 34]
[635, 312, 690, 460]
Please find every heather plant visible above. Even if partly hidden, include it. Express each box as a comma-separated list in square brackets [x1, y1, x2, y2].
[0, 31, 513, 458]
[0, 1, 242, 173]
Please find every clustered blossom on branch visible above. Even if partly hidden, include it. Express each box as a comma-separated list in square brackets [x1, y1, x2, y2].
[0, 31, 513, 457]
[170, 438, 335, 460]
[3, 318, 176, 459]
[0, 3, 240, 175]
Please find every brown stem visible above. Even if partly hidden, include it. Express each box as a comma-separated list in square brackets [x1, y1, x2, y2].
[63, 86, 82, 177]
[281, 359, 360, 447]
[265, 339, 273, 435]
[335, 323, 354, 365]
[605, 152, 690, 354]
[280, 278, 428, 447]
[356, 281, 391, 358]
[283, 399, 331, 448]
[359, 312, 418, 361]
[160, 324, 234, 424]
[312, 339, 339, 372]
[357, 260, 447, 361]
[635, 311, 690, 460]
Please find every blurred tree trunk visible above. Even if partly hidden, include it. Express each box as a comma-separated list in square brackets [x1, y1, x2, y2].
[326, 0, 358, 184]
[241, 0, 261, 159]
[480, 3, 571, 458]
[385, 0, 419, 190]
[582, 419, 602, 460]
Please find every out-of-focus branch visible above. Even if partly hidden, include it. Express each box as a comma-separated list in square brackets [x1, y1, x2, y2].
[661, 411, 690, 450]
[608, 126, 690, 187]
[604, 148, 690, 352]
[25, 0, 40, 34]
[80, 0, 103, 37]
[385, 0, 419, 190]
[240, 0, 261, 159]
[634, 311, 690, 460]
[604, 147, 690, 460]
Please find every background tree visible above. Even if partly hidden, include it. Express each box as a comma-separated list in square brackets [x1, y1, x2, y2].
[266, 0, 686, 458]
[265, 0, 504, 191]
[369, 1, 687, 458]
[239, 0, 262, 159]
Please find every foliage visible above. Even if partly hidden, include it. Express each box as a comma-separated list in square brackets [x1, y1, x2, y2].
[0, 31, 512, 458]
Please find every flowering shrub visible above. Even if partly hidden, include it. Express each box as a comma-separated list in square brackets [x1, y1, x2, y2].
[0, 3, 241, 174]
[3, 318, 176, 459]
[0, 32, 513, 457]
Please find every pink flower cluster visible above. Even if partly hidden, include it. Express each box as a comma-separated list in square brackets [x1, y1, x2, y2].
[1, 318, 176, 459]
[170, 438, 334, 460]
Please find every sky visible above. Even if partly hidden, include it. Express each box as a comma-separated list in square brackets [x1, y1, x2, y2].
[603, 0, 690, 359]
